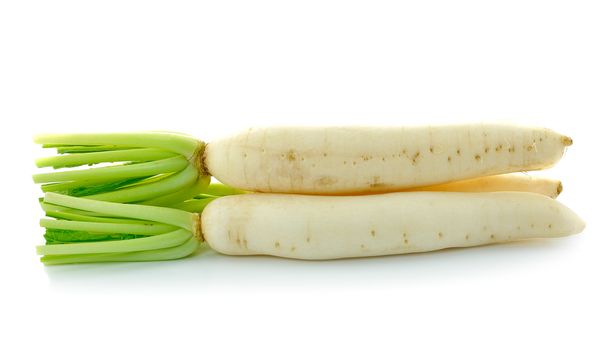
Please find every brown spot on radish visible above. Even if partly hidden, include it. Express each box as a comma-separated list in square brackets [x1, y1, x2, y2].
[287, 150, 297, 161]
[352, 161, 357, 166]
[370, 182, 387, 188]
[412, 151, 421, 165]
[508, 146, 515, 153]
[429, 146, 434, 153]
[360, 244, 365, 249]
[404, 239, 409, 245]
[484, 147, 489, 153]
[343, 160, 347, 165]
[474, 154, 481, 161]
[275, 241, 280, 248]
[456, 148, 461, 156]
[316, 176, 337, 186]
[369, 176, 386, 188]
[490, 234, 495, 239]
[236, 238, 241, 245]
[370, 229, 376, 237]
[517, 226, 521, 230]
[402, 149, 408, 155]
[323, 152, 328, 157]
[311, 163, 316, 168]
[526, 145, 534, 151]
[548, 224, 552, 229]
[438, 232, 443, 239]
[465, 234, 470, 240]
[291, 246, 296, 252]
[495, 144, 503, 151]
[243, 153, 248, 158]
[306, 236, 311, 243]
[447, 156, 452, 162]
[556, 182, 563, 195]
[301, 156, 305, 161]
[531, 224, 535, 228]
[381, 157, 386, 161]
[362, 155, 369, 161]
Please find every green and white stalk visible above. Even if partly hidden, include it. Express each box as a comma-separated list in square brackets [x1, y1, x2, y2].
[33, 132, 210, 208]
[38, 192, 201, 265]
[36, 182, 246, 264]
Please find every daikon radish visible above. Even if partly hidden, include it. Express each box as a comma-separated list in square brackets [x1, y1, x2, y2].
[206, 125, 571, 194]
[33, 124, 572, 200]
[202, 192, 584, 259]
[409, 174, 562, 198]
[36, 192, 584, 264]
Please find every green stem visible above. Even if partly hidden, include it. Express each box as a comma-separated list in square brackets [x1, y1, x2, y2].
[43, 208, 155, 224]
[37, 228, 192, 255]
[40, 218, 176, 235]
[34, 132, 202, 158]
[40, 237, 200, 265]
[36, 148, 177, 169]
[44, 193, 196, 231]
[52, 145, 137, 153]
[40, 202, 123, 219]
[204, 183, 247, 196]
[33, 155, 188, 184]
[171, 197, 217, 213]
[138, 176, 211, 207]
[84, 165, 201, 203]
[40, 176, 151, 196]
[37, 193, 207, 265]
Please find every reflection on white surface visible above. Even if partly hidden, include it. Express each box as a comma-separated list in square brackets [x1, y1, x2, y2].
[43, 236, 581, 293]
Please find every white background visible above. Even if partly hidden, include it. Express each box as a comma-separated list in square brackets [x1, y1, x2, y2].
[1, 1, 613, 349]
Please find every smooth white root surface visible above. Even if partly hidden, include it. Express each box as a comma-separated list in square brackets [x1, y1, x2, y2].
[201, 192, 585, 260]
[205, 124, 572, 194]
[410, 174, 562, 198]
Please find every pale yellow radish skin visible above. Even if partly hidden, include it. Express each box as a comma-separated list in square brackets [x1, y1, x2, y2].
[409, 174, 563, 198]
[205, 124, 572, 194]
[201, 192, 585, 260]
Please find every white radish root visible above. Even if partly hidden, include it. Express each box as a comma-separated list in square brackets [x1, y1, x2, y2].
[202, 192, 585, 260]
[409, 173, 562, 198]
[205, 124, 572, 194]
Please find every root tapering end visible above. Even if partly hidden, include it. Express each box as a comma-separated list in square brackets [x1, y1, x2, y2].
[561, 135, 573, 146]
[556, 181, 563, 196]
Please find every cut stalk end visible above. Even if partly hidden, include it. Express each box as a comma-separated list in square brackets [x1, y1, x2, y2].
[33, 132, 208, 206]
[32, 132, 247, 264]
[35, 186, 244, 264]
[37, 193, 202, 264]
